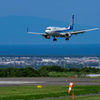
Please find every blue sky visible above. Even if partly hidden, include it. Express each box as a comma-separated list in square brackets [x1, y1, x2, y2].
[0, 0, 100, 26]
[0, 0, 100, 45]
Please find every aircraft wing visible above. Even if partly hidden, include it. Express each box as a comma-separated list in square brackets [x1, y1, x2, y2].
[27, 27, 45, 35]
[70, 27, 100, 35]
[27, 31, 45, 35]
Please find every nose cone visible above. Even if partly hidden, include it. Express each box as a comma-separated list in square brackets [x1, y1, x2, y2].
[45, 30, 50, 34]
[45, 30, 48, 33]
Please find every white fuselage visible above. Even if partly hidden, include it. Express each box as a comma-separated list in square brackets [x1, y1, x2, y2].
[45, 27, 70, 37]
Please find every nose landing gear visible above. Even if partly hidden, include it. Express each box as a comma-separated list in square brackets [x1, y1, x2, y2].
[53, 37, 57, 41]
[65, 38, 69, 40]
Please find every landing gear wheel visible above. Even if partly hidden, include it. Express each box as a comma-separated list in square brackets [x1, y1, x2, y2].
[53, 38, 57, 41]
[65, 38, 69, 40]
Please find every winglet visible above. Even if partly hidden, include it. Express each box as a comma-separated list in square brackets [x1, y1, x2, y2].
[27, 27, 28, 33]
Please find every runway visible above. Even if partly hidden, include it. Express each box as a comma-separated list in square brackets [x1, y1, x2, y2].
[0, 77, 100, 87]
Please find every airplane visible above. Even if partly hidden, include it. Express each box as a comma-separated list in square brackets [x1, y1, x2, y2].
[27, 15, 100, 41]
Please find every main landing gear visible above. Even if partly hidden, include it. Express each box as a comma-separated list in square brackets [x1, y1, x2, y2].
[53, 37, 57, 41]
[53, 37, 69, 41]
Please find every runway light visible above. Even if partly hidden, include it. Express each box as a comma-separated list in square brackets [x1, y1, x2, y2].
[37, 85, 43, 88]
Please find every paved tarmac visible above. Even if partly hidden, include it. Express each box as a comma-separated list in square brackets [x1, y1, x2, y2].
[0, 77, 100, 87]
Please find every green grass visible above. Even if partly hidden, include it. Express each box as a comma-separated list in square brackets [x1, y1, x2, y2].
[0, 85, 100, 100]
[53, 95, 100, 100]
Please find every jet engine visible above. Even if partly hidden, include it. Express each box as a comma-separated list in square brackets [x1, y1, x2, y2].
[65, 33, 71, 38]
[42, 35, 50, 39]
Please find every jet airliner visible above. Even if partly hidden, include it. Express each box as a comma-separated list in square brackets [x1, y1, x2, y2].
[27, 15, 100, 41]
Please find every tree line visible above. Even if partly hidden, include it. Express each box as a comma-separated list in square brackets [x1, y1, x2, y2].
[0, 66, 100, 77]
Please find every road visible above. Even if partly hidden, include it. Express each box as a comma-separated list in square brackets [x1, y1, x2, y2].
[0, 77, 100, 87]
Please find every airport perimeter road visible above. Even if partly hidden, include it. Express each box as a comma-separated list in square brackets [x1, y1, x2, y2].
[0, 78, 100, 87]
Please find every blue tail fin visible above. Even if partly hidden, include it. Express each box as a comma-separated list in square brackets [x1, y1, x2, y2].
[69, 14, 74, 30]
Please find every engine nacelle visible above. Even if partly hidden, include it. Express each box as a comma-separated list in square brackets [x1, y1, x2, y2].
[43, 35, 50, 39]
[65, 33, 71, 38]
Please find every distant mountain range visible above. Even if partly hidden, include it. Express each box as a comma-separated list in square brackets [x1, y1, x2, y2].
[0, 16, 100, 44]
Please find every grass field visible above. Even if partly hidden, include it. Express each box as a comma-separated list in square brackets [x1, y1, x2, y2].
[54, 95, 100, 100]
[0, 85, 100, 100]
